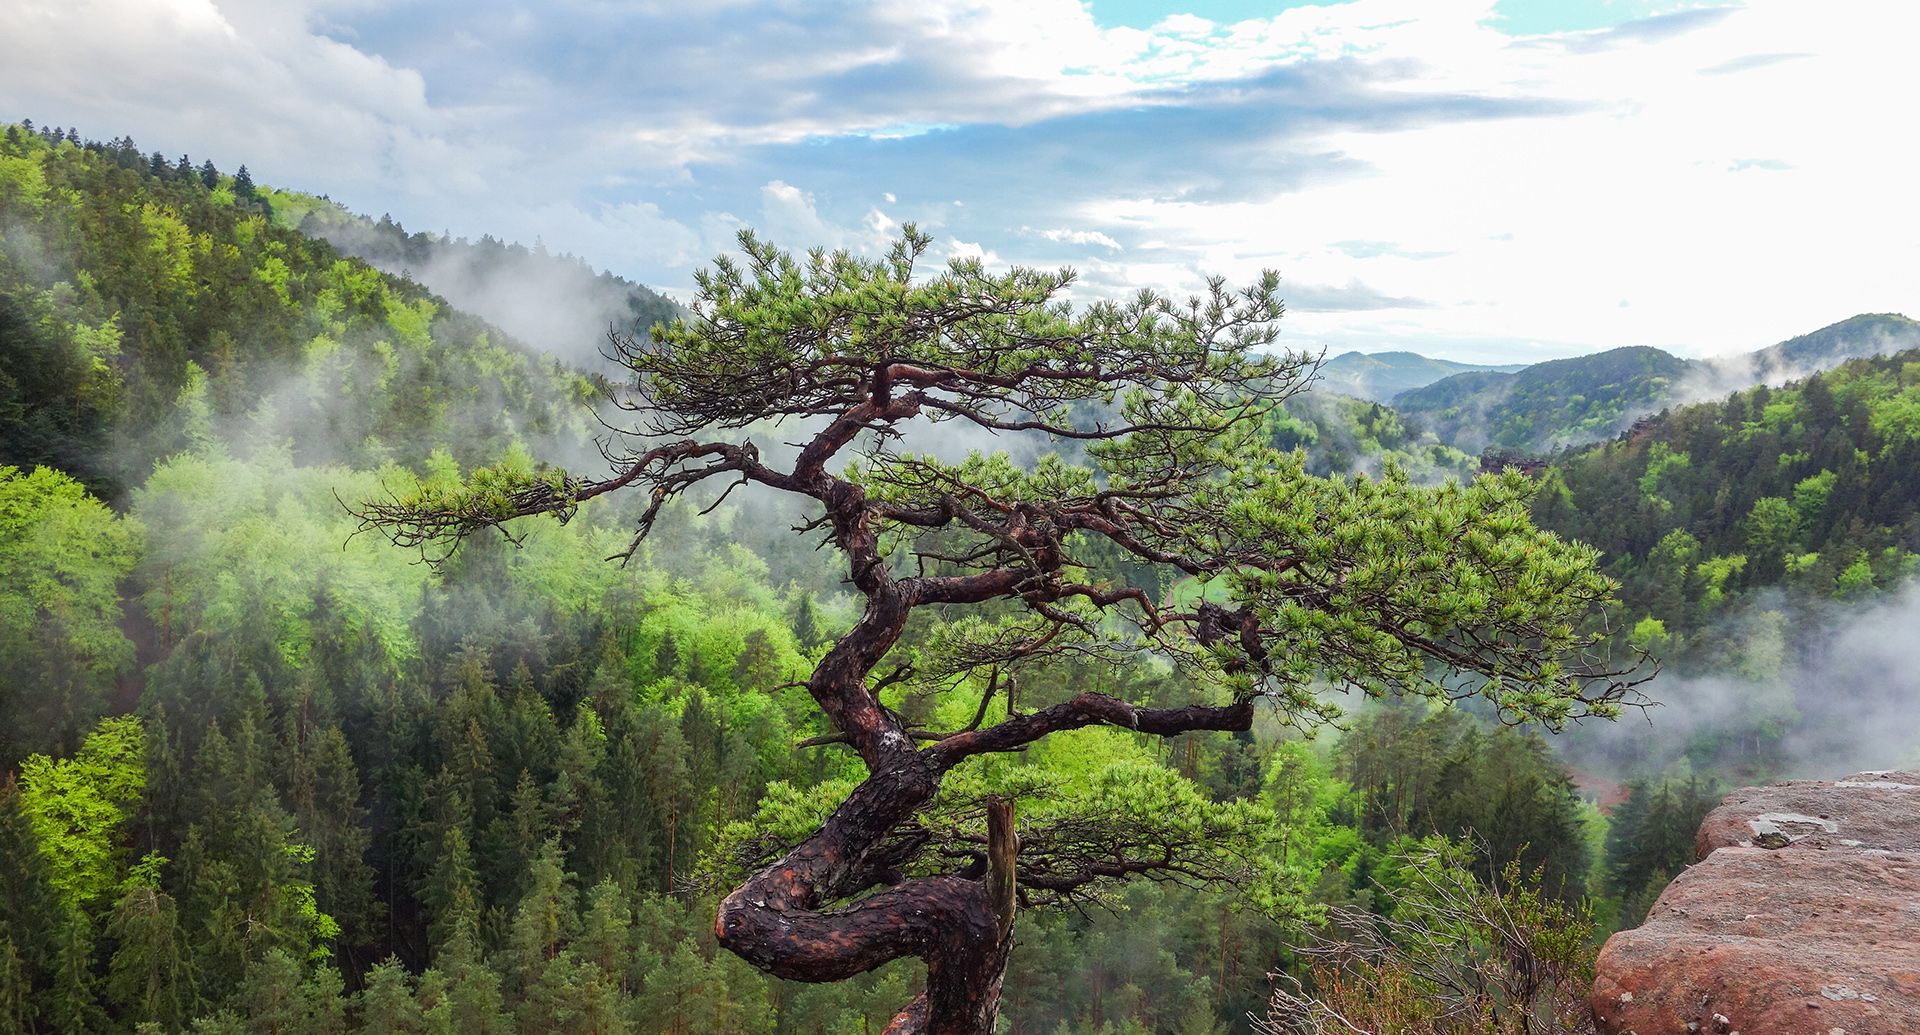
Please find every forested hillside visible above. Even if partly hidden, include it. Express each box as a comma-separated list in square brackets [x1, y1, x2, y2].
[0, 123, 599, 500]
[1266, 389, 1478, 483]
[1535, 350, 1920, 783]
[287, 200, 682, 372]
[1394, 345, 1694, 454]
[0, 119, 1881, 1034]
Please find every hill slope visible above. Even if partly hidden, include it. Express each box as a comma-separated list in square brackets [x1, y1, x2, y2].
[1394, 315, 1920, 454]
[283, 198, 683, 372]
[1394, 345, 1690, 453]
[1535, 347, 1920, 779]
[1688, 312, 1920, 399]
[1311, 349, 1526, 401]
[0, 124, 601, 495]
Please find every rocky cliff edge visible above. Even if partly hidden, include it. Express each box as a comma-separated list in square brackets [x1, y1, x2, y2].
[1592, 769, 1920, 1035]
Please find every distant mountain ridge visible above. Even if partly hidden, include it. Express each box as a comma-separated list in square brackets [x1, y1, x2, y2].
[1310, 350, 1526, 401]
[1391, 314, 1920, 454]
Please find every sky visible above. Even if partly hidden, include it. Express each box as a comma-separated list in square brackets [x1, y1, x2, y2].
[2, 0, 1915, 363]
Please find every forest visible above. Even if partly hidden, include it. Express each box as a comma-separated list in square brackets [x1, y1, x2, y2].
[2, 120, 1915, 1033]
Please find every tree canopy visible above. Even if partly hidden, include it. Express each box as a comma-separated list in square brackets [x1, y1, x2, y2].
[360, 229, 1638, 1033]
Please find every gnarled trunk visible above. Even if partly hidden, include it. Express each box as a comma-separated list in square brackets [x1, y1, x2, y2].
[714, 753, 1021, 1034]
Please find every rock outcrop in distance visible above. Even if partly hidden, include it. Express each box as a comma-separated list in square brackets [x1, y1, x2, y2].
[1592, 769, 1920, 1034]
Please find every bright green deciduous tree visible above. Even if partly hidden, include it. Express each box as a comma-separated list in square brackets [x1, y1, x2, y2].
[17, 715, 147, 911]
[0, 466, 143, 761]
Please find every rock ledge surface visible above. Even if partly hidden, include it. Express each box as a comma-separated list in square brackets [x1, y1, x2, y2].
[1592, 770, 1920, 1035]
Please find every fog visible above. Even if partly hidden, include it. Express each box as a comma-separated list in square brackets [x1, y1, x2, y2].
[1562, 580, 1920, 782]
[306, 213, 682, 375]
[1674, 318, 1920, 410]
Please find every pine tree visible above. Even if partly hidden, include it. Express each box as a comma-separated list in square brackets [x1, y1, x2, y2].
[240, 949, 306, 1034]
[354, 957, 426, 1035]
[504, 837, 575, 991]
[0, 938, 33, 1035]
[301, 964, 350, 1035]
[575, 880, 633, 992]
[421, 930, 509, 1035]
[232, 948, 347, 1034]
[643, 720, 694, 893]
[421, 821, 481, 954]
[233, 164, 256, 200]
[287, 727, 378, 966]
[652, 629, 680, 680]
[200, 159, 219, 190]
[580, 701, 653, 890]
[0, 778, 53, 1031]
[489, 769, 549, 907]
[548, 703, 607, 846]
[49, 908, 105, 1034]
[790, 592, 822, 649]
[732, 629, 778, 691]
[104, 853, 190, 1029]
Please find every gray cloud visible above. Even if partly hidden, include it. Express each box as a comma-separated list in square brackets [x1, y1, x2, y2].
[1541, 6, 1741, 54]
[1700, 51, 1813, 75]
[1282, 278, 1432, 313]
[0, 0, 1584, 294]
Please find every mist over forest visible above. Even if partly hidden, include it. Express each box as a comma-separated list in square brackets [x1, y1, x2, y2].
[2, 8, 1916, 1030]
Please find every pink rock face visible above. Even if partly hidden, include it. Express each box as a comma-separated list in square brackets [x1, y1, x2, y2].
[1592, 771, 1920, 1035]
[1696, 770, 1920, 857]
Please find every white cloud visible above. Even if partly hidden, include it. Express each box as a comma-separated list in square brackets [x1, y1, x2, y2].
[1023, 226, 1124, 251]
[1066, 0, 1920, 357]
[946, 239, 1006, 266]
[3, 0, 1914, 359]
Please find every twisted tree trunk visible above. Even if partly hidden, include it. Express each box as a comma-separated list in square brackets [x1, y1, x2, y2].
[714, 612, 1025, 1033]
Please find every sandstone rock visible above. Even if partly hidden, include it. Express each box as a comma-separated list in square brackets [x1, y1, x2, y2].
[1696, 770, 1920, 856]
[1593, 770, 1920, 1035]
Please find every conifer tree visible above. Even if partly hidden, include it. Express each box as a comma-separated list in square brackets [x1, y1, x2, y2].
[422, 929, 509, 1035]
[0, 777, 55, 1029]
[354, 958, 427, 1035]
[790, 592, 823, 649]
[0, 938, 31, 1034]
[575, 880, 634, 991]
[361, 229, 1640, 1031]
[287, 727, 378, 965]
[49, 908, 106, 1034]
[422, 821, 482, 955]
[104, 853, 190, 1029]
